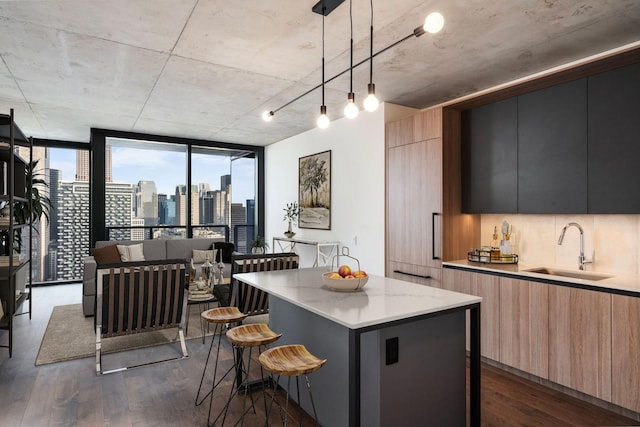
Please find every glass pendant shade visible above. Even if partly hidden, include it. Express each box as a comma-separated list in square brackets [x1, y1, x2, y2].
[317, 105, 330, 129]
[423, 12, 444, 34]
[262, 110, 274, 122]
[364, 83, 379, 112]
[344, 93, 359, 119]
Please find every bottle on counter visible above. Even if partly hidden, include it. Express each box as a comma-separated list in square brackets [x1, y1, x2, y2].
[491, 226, 501, 260]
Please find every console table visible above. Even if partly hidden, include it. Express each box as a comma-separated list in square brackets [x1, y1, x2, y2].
[272, 237, 339, 267]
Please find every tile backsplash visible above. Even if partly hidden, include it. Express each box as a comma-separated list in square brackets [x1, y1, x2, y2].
[480, 214, 640, 275]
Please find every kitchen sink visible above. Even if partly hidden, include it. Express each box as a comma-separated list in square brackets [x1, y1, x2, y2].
[524, 267, 613, 281]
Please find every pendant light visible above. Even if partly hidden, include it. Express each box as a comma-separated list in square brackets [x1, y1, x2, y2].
[363, 0, 379, 112]
[424, 12, 445, 34]
[317, 7, 330, 129]
[343, 0, 358, 119]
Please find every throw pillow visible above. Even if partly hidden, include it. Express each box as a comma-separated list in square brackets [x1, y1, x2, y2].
[213, 241, 235, 264]
[90, 244, 121, 264]
[192, 249, 217, 264]
[117, 243, 146, 262]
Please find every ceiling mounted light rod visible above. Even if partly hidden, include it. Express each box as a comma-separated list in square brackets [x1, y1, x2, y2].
[317, 6, 330, 129]
[262, 9, 444, 122]
[344, 0, 358, 119]
[363, 0, 379, 112]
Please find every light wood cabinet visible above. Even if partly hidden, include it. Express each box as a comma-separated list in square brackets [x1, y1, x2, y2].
[386, 115, 415, 149]
[443, 268, 500, 360]
[387, 135, 442, 270]
[611, 294, 640, 412]
[499, 277, 548, 378]
[548, 286, 611, 401]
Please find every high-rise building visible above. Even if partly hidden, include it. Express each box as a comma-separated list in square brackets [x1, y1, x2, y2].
[131, 217, 145, 241]
[231, 202, 247, 252]
[135, 180, 158, 226]
[105, 182, 135, 241]
[56, 181, 90, 280]
[246, 199, 255, 225]
[158, 194, 176, 226]
[175, 185, 199, 226]
[45, 168, 61, 281]
[221, 174, 231, 192]
[76, 145, 112, 182]
[56, 181, 131, 280]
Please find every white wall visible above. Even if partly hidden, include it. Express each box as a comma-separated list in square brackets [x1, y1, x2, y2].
[265, 107, 386, 274]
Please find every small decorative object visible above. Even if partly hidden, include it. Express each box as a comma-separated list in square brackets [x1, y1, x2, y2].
[322, 246, 369, 292]
[251, 235, 269, 254]
[201, 254, 213, 286]
[189, 258, 196, 283]
[500, 220, 512, 255]
[283, 201, 300, 238]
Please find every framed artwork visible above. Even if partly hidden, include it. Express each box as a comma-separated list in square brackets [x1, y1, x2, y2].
[298, 150, 331, 230]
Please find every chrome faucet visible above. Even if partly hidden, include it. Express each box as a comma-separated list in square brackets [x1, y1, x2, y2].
[557, 222, 592, 270]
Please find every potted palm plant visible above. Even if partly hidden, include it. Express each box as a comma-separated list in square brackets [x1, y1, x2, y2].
[1, 159, 52, 255]
[251, 235, 269, 254]
[283, 201, 300, 238]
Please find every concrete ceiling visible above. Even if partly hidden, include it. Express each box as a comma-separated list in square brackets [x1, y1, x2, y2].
[0, 0, 639, 146]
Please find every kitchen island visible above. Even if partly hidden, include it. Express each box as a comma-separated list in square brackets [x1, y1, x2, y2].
[234, 267, 481, 427]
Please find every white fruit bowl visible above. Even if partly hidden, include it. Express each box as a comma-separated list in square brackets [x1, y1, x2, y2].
[322, 272, 369, 292]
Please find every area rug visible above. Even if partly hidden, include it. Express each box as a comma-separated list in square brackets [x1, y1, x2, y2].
[36, 303, 215, 366]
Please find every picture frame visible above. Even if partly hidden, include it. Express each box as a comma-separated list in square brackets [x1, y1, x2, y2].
[298, 150, 331, 230]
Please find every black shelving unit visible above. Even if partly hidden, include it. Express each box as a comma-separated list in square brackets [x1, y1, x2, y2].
[0, 108, 32, 357]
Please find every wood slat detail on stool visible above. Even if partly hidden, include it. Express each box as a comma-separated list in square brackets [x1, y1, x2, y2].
[259, 344, 327, 376]
[226, 323, 282, 347]
[201, 306, 247, 324]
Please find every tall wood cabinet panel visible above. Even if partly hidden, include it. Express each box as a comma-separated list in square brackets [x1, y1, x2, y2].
[548, 286, 611, 401]
[443, 268, 500, 360]
[386, 115, 415, 149]
[499, 277, 548, 378]
[611, 294, 640, 412]
[461, 98, 518, 213]
[517, 79, 588, 213]
[387, 137, 442, 270]
[588, 62, 640, 213]
[386, 107, 481, 287]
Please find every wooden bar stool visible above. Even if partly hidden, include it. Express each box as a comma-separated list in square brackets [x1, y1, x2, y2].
[221, 323, 282, 426]
[259, 344, 327, 426]
[195, 307, 247, 426]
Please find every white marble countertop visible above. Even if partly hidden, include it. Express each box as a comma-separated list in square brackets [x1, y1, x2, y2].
[444, 260, 640, 296]
[234, 268, 481, 329]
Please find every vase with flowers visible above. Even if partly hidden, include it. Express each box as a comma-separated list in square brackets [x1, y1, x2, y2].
[283, 201, 300, 238]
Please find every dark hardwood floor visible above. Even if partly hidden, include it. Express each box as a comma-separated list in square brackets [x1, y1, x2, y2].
[0, 283, 638, 426]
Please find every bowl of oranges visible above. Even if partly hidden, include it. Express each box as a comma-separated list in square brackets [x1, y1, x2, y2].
[322, 247, 369, 292]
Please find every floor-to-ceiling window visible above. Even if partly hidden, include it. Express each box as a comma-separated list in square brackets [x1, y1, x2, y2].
[29, 143, 90, 284]
[91, 129, 263, 250]
[191, 147, 256, 252]
[105, 138, 187, 240]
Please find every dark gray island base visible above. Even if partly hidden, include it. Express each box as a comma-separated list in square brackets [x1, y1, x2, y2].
[235, 268, 482, 427]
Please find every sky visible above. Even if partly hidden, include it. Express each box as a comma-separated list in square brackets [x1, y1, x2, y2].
[48, 146, 255, 205]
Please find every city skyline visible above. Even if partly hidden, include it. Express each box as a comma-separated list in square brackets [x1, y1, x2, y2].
[49, 146, 255, 205]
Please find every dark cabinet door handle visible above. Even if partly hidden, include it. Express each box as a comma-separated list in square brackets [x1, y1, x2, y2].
[393, 270, 431, 280]
[432, 212, 441, 260]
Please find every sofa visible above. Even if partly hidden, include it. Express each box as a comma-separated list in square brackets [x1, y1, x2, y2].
[83, 238, 235, 316]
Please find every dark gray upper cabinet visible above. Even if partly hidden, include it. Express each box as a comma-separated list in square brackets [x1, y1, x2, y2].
[461, 98, 518, 213]
[588, 62, 640, 213]
[517, 79, 588, 214]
